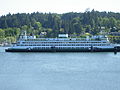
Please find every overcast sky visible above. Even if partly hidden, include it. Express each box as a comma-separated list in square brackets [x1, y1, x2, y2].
[0, 0, 120, 16]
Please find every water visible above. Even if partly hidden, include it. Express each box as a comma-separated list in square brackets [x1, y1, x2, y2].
[0, 47, 120, 90]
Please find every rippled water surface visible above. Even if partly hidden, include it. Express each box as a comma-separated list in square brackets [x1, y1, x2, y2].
[0, 47, 120, 90]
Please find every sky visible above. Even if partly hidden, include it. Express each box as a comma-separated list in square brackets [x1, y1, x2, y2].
[0, 0, 120, 16]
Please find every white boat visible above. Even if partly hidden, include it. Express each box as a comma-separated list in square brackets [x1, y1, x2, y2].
[5, 31, 120, 52]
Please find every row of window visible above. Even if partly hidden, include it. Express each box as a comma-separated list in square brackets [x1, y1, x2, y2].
[25, 38, 106, 41]
[25, 39, 87, 41]
[32, 47, 90, 49]
[22, 41, 107, 44]
[17, 44, 110, 46]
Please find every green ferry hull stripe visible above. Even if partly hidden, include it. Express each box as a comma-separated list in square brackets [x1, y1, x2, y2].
[5, 47, 120, 52]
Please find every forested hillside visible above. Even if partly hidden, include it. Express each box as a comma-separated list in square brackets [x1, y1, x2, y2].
[0, 10, 120, 43]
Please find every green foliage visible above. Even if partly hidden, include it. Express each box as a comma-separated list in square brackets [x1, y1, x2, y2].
[34, 22, 42, 30]
[0, 10, 120, 42]
[0, 29, 5, 38]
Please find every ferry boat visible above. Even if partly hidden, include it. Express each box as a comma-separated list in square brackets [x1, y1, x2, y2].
[5, 31, 120, 52]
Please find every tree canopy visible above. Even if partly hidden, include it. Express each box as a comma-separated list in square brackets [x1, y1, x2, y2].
[0, 10, 120, 41]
